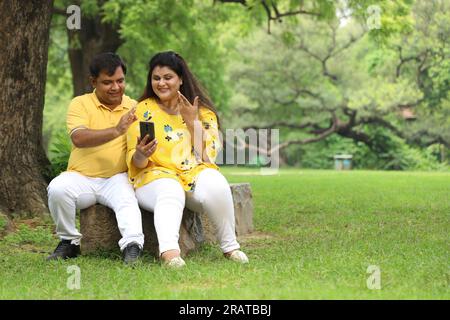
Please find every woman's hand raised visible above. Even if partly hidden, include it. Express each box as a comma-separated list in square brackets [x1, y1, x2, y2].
[178, 91, 199, 127]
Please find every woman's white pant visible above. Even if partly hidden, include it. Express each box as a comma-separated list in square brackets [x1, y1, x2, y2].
[47, 171, 144, 251]
[135, 168, 240, 255]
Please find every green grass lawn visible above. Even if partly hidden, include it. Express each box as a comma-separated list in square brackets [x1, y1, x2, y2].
[0, 168, 448, 299]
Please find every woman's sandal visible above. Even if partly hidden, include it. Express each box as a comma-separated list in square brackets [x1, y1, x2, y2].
[225, 250, 249, 264]
[164, 256, 186, 268]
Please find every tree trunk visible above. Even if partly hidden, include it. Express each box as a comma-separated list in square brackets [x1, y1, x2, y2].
[0, 0, 53, 217]
[66, 0, 123, 96]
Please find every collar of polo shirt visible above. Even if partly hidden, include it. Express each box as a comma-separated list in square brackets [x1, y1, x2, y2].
[92, 89, 130, 111]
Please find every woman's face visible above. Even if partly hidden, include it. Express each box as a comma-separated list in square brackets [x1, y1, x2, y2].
[151, 65, 182, 102]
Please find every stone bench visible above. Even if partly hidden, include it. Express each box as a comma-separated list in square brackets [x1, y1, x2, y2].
[79, 183, 254, 257]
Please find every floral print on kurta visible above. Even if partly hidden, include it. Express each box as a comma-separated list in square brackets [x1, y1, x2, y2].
[126, 98, 221, 191]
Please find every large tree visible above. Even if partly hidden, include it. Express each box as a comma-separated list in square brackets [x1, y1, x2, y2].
[52, 0, 399, 98]
[389, 0, 450, 150]
[225, 0, 449, 160]
[54, 0, 123, 96]
[0, 0, 54, 217]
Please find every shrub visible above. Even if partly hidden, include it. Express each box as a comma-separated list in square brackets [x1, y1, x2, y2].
[283, 128, 448, 171]
[48, 130, 72, 179]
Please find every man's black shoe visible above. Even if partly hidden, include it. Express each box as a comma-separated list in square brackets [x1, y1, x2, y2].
[47, 240, 81, 261]
[123, 242, 142, 265]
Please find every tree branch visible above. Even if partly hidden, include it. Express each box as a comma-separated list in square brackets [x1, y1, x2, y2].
[215, 0, 247, 4]
[275, 113, 338, 152]
[298, 24, 365, 82]
[217, 0, 320, 33]
[395, 46, 421, 78]
[242, 121, 316, 131]
[336, 128, 373, 147]
[236, 112, 339, 155]
[361, 116, 404, 138]
[53, 7, 67, 16]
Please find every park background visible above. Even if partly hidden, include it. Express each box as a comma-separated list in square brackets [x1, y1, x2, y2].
[0, 0, 448, 299]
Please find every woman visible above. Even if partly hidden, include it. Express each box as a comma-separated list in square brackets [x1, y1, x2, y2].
[126, 51, 248, 267]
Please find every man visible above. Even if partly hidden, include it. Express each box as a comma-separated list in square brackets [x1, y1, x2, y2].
[47, 52, 144, 264]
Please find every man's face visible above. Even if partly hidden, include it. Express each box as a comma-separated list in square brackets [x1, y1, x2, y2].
[91, 66, 125, 108]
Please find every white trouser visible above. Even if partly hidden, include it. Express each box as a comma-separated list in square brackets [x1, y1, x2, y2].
[47, 171, 144, 251]
[136, 168, 240, 255]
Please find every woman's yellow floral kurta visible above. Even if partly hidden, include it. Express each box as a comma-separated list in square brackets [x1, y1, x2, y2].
[126, 98, 220, 191]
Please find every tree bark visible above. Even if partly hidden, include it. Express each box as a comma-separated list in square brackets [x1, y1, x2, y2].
[0, 0, 53, 216]
[65, 0, 123, 96]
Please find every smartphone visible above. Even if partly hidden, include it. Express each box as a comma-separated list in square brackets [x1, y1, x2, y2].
[139, 121, 155, 142]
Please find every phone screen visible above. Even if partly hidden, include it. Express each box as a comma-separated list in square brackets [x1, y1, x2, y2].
[139, 121, 155, 141]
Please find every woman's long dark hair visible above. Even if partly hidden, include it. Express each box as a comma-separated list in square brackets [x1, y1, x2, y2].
[139, 51, 220, 127]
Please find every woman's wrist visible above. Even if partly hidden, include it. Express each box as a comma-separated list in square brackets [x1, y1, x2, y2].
[184, 116, 199, 129]
[132, 152, 149, 168]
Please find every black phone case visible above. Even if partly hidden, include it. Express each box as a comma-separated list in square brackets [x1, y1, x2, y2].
[139, 121, 155, 141]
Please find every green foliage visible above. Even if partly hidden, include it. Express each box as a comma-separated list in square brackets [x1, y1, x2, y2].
[283, 129, 447, 171]
[223, 0, 448, 170]
[347, 0, 414, 41]
[374, 136, 448, 171]
[284, 135, 360, 169]
[377, 0, 450, 147]
[43, 0, 447, 171]
[44, 12, 72, 154]
[107, 0, 236, 110]
[48, 130, 72, 179]
[80, 0, 102, 17]
[0, 216, 7, 234]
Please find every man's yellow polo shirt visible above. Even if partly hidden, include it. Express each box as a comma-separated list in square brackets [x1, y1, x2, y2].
[66, 91, 136, 178]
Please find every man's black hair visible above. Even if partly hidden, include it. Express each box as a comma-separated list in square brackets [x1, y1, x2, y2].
[89, 52, 127, 78]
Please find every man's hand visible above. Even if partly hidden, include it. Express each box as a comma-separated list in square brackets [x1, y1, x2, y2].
[71, 103, 138, 148]
[115, 104, 137, 135]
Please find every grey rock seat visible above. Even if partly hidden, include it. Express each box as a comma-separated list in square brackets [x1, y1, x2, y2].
[79, 183, 254, 257]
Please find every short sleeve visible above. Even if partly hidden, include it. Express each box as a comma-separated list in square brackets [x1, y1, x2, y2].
[199, 107, 221, 163]
[66, 98, 89, 135]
